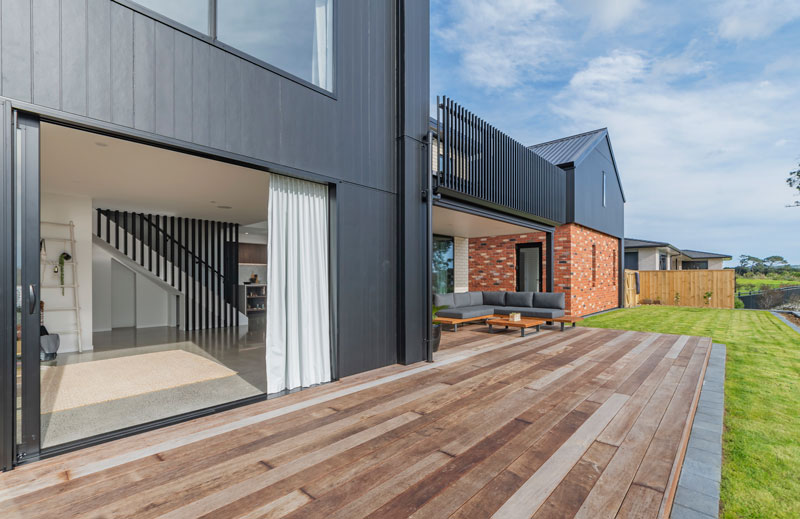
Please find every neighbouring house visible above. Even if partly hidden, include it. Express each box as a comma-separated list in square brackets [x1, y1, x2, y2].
[624, 239, 732, 270]
[431, 121, 625, 317]
[1, 0, 430, 468]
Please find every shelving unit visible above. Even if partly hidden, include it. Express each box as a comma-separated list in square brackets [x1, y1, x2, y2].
[240, 284, 266, 314]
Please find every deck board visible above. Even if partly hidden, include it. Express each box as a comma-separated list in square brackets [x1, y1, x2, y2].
[0, 326, 711, 518]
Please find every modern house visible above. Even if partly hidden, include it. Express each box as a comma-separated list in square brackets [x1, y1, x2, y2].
[0, 0, 430, 469]
[625, 238, 732, 270]
[431, 119, 625, 317]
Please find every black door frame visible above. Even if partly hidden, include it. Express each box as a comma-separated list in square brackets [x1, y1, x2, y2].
[515, 242, 543, 292]
[16, 113, 42, 464]
[1, 107, 342, 467]
[0, 102, 14, 471]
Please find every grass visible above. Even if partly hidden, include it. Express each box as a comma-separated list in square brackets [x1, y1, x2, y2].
[581, 306, 800, 519]
[736, 278, 800, 292]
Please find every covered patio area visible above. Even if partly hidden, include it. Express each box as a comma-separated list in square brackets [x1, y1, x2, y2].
[0, 326, 709, 518]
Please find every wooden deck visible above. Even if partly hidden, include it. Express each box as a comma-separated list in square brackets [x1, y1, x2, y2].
[0, 326, 710, 518]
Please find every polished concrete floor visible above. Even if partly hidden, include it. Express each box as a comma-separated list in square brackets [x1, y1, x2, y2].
[38, 320, 267, 448]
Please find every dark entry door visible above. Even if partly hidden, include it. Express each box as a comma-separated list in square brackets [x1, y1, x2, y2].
[516, 243, 542, 292]
[14, 113, 41, 464]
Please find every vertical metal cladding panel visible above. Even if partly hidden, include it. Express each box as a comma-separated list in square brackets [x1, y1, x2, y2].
[154, 22, 175, 137]
[338, 183, 398, 376]
[32, 0, 60, 109]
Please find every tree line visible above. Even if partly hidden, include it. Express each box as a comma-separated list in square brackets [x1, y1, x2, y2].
[736, 255, 798, 275]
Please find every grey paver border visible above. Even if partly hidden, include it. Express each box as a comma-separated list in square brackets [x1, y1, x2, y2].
[671, 343, 726, 519]
[772, 311, 800, 336]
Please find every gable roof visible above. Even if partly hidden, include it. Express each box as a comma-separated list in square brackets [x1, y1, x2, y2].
[624, 238, 681, 255]
[529, 128, 626, 202]
[624, 238, 672, 249]
[529, 128, 607, 167]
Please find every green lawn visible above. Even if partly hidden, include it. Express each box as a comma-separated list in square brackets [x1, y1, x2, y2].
[736, 277, 800, 292]
[581, 307, 800, 519]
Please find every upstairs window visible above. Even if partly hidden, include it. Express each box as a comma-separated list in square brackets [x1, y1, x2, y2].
[219, 0, 334, 90]
[133, 0, 209, 34]
[131, 0, 335, 92]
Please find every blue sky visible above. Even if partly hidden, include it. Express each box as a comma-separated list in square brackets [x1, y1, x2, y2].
[431, 0, 800, 266]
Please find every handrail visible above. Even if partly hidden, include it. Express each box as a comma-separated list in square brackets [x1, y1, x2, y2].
[98, 209, 226, 277]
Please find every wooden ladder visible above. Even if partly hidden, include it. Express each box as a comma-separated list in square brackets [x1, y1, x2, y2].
[40, 220, 83, 352]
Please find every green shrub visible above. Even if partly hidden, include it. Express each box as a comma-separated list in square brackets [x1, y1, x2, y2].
[734, 298, 745, 309]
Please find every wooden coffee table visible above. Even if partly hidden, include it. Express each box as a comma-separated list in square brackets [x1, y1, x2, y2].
[434, 314, 495, 332]
[486, 317, 546, 337]
[550, 315, 584, 331]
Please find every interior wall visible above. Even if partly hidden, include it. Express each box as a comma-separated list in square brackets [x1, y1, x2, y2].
[453, 236, 469, 293]
[93, 241, 175, 331]
[40, 192, 93, 352]
[135, 274, 170, 328]
[92, 244, 112, 332]
[111, 260, 136, 328]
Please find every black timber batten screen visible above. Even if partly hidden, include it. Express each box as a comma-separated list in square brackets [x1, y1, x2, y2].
[435, 97, 566, 225]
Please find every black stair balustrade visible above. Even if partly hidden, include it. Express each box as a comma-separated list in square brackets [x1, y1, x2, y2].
[93, 208, 242, 332]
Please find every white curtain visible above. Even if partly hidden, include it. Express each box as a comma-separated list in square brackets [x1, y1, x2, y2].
[266, 174, 331, 394]
[311, 0, 333, 90]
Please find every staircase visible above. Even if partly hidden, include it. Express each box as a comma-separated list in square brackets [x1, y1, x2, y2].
[94, 209, 242, 331]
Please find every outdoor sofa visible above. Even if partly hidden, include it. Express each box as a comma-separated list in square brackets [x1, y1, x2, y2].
[434, 291, 565, 331]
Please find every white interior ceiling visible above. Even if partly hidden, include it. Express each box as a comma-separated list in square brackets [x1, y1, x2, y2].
[41, 122, 269, 226]
[433, 206, 535, 238]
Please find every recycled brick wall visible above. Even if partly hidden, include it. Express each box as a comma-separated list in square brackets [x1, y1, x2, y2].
[468, 223, 620, 316]
[468, 231, 549, 292]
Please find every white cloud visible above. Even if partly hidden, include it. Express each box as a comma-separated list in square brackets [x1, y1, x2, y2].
[716, 0, 800, 39]
[568, 0, 644, 32]
[434, 0, 567, 89]
[553, 50, 800, 261]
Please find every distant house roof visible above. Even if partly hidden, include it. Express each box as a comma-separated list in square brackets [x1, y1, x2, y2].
[625, 238, 681, 254]
[528, 128, 608, 167]
[624, 239, 731, 261]
[681, 249, 733, 260]
[529, 128, 625, 203]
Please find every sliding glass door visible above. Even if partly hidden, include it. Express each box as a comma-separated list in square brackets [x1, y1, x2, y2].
[15, 113, 42, 462]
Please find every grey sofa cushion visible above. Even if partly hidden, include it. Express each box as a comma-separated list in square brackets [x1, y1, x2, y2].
[436, 306, 495, 319]
[506, 291, 534, 307]
[533, 292, 565, 310]
[468, 292, 484, 306]
[434, 293, 454, 308]
[482, 291, 506, 306]
[493, 306, 565, 319]
[453, 292, 472, 308]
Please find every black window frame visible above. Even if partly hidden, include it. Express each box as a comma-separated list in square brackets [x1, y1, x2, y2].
[682, 260, 709, 270]
[117, 0, 337, 98]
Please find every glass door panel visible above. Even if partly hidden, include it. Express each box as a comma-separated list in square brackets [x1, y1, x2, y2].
[15, 113, 41, 462]
[517, 244, 542, 292]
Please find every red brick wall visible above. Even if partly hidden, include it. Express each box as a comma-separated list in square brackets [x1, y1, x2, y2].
[468, 231, 548, 292]
[467, 223, 620, 316]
